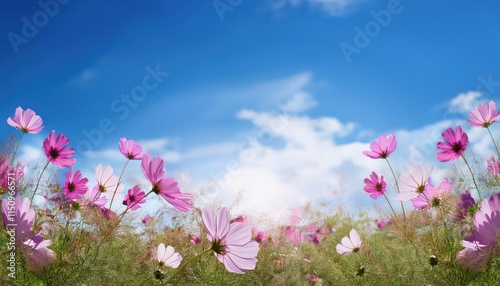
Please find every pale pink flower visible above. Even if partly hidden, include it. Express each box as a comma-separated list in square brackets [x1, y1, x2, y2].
[95, 164, 120, 193]
[397, 163, 431, 201]
[362, 134, 397, 159]
[363, 172, 386, 200]
[43, 130, 76, 167]
[336, 229, 362, 255]
[202, 207, 260, 274]
[7, 106, 44, 134]
[458, 193, 500, 272]
[487, 156, 500, 177]
[1, 195, 35, 242]
[119, 137, 144, 160]
[283, 225, 301, 245]
[122, 185, 146, 211]
[84, 186, 108, 208]
[141, 153, 192, 212]
[436, 126, 468, 162]
[155, 243, 182, 268]
[467, 100, 500, 128]
[63, 168, 88, 200]
[22, 235, 56, 274]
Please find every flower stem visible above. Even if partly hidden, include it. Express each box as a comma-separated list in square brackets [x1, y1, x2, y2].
[10, 133, 24, 166]
[30, 160, 50, 204]
[109, 159, 129, 210]
[385, 159, 406, 219]
[383, 193, 397, 218]
[487, 127, 500, 159]
[164, 248, 213, 284]
[461, 155, 481, 200]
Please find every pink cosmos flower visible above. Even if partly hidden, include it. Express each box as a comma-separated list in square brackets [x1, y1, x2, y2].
[397, 163, 431, 201]
[155, 243, 182, 268]
[436, 126, 468, 162]
[1, 195, 55, 273]
[42, 130, 76, 167]
[362, 134, 397, 159]
[458, 192, 500, 271]
[190, 235, 202, 245]
[63, 168, 88, 200]
[363, 172, 386, 200]
[84, 186, 108, 208]
[487, 156, 500, 177]
[122, 185, 146, 211]
[141, 153, 192, 212]
[95, 164, 120, 193]
[467, 100, 500, 128]
[283, 225, 301, 245]
[202, 207, 260, 274]
[119, 137, 144, 160]
[336, 229, 362, 255]
[2, 195, 35, 242]
[252, 228, 268, 244]
[22, 235, 56, 274]
[411, 178, 452, 210]
[7, 106, 44, 134]
[142, 214, 152, 224]
[231, 215, 247, 223]
[376, 219, 391, 229]
[453, 190, 477, 222]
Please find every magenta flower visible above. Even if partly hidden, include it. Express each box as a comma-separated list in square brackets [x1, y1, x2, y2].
[142, 214, 152, 224]
[411, 178, 451, 210]
[7, 106, 44, 134]
[376, 219, 391, 229]
[362, 134, 397, 159]
[363, 172, 386, 200]
[42, 130, 76, 167]
[336, 229, 362, 255]
[467, 100, 500, 128]
[0, 159, 24, 194]
[452, 190, 477, 222]
[119, 137, 144, 160]
[202, 207, 260, 274]
[63, 168, 88, 200]
[397, 163, 431, 201]
[436, 126, 468, 162]
[155, 243, 182, 268]
[190, 235, 202, 245]
[141, 153, 192, 212]
[122, 185, 146, 211]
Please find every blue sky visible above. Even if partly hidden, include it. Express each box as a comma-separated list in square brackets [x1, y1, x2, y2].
[1, 0, 500, 223]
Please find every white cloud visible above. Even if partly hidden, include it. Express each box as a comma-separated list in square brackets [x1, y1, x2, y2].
[447, 91, 482, 114]
[281, 92, 316, 113]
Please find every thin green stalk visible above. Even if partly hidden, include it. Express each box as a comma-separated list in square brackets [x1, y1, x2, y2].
[164, 248, 213, 284]
[486, 127, 500, 159]
[382, 193, 397, 218]
[385, 159, 406, 219]
[109, 159, 129, 209]
[30, 160, 50, 204]
[461, 155, 481, 200]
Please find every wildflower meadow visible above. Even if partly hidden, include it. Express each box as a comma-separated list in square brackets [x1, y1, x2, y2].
[1, 102, 500, 286]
